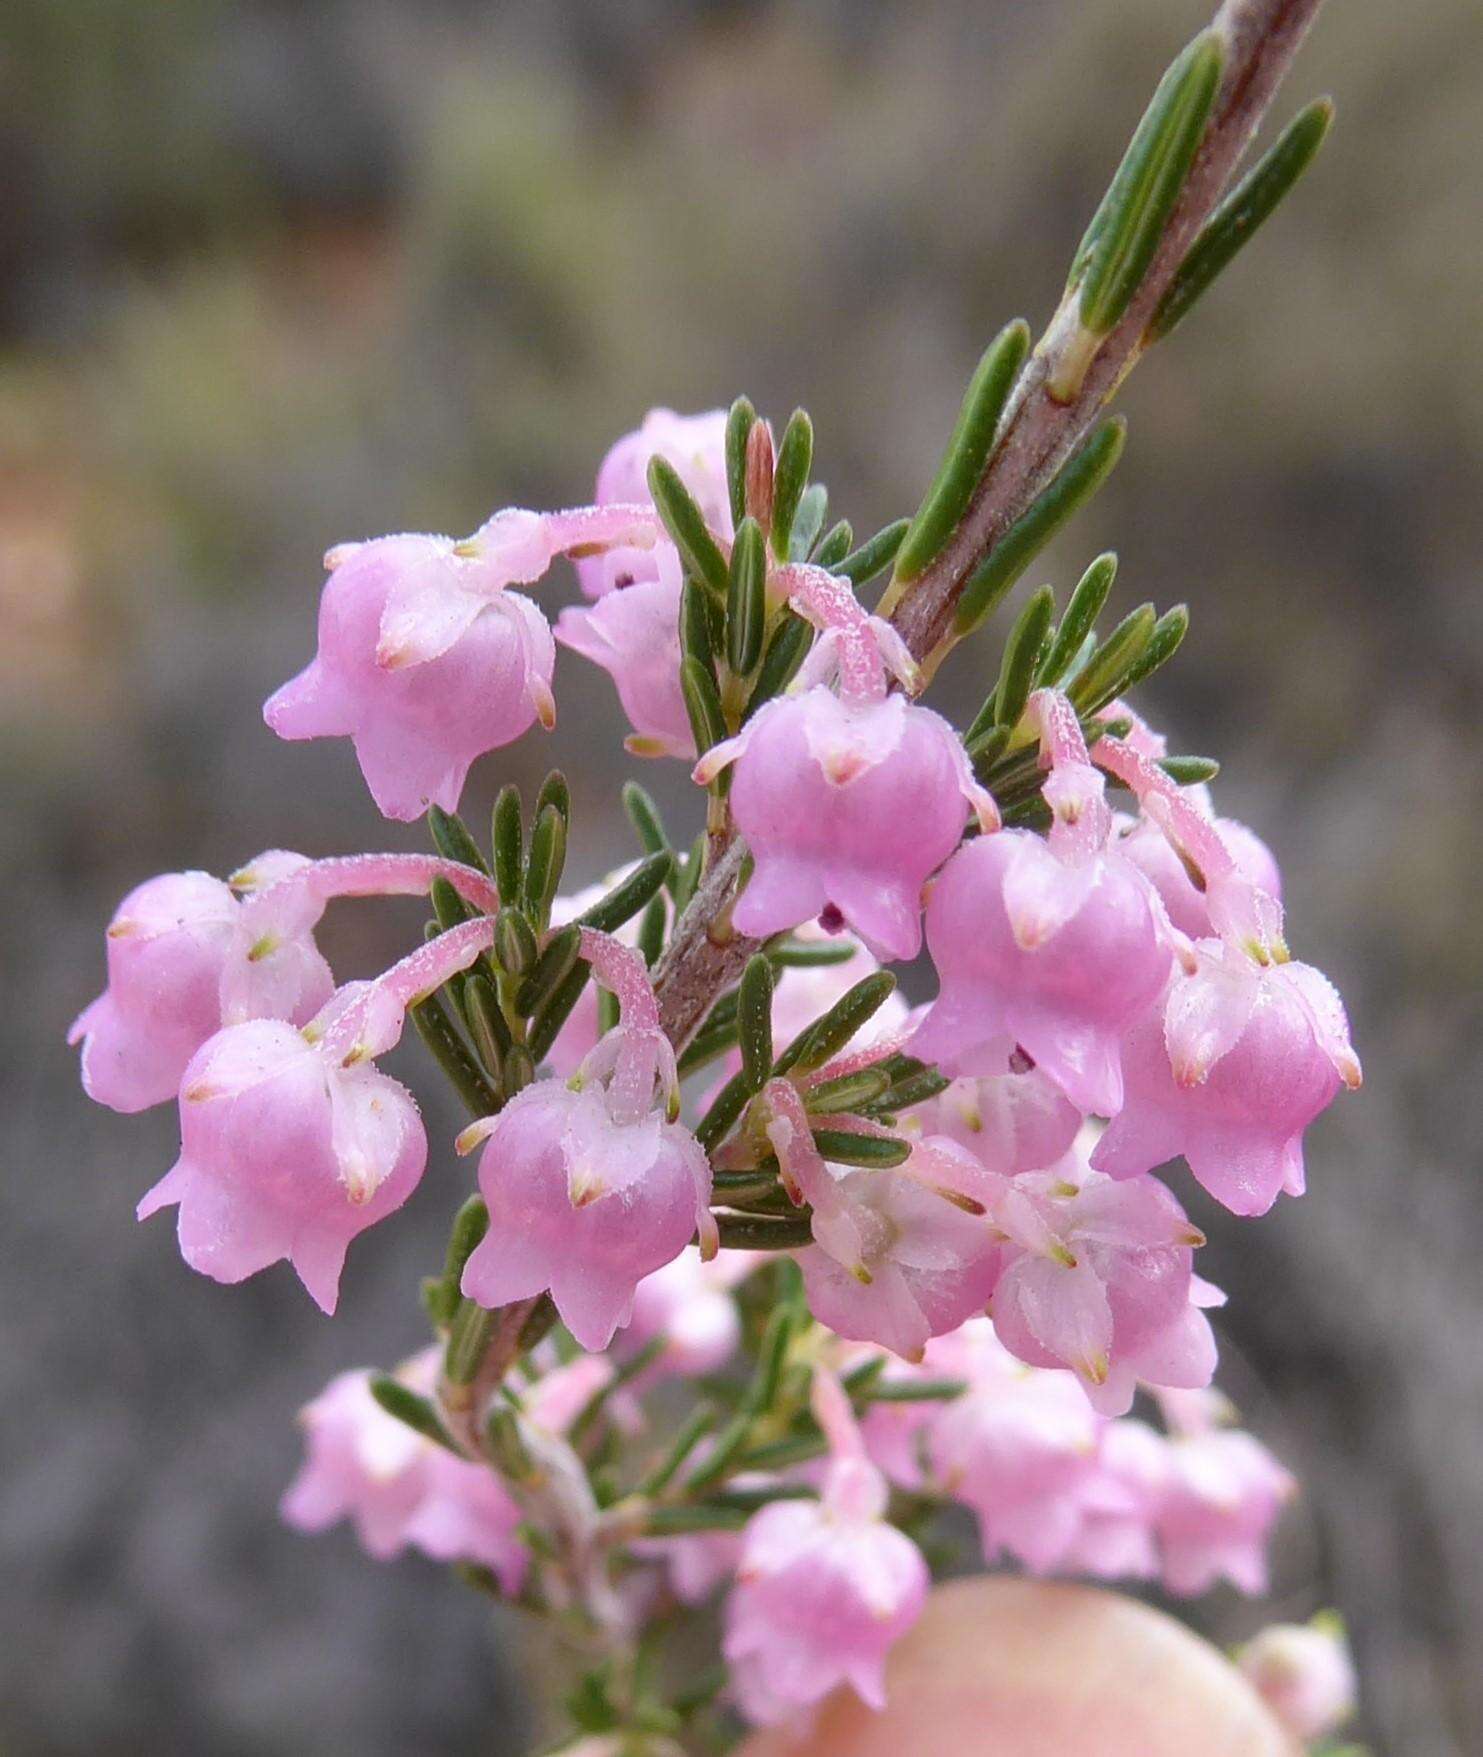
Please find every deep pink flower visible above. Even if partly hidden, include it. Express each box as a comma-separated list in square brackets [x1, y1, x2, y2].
[723, 1370, 927, 1724]
[265, 505, 655, 819]
[460, 932, 715, 1351]
[911, 692, 1170, 1114]
[698, 566, 994, 961]
[136, 919, 494, 1311]
[1090, 738, 1360, 1215]
[765, 1082, 1001, 1361]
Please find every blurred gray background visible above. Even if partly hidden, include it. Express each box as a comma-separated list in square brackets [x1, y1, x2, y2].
[2, 0, 1480, 1752]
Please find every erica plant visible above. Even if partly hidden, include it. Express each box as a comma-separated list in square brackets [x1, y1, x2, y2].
[73, 0, 1365, 1750]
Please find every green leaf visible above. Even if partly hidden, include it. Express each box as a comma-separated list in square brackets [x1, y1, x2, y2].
[636, 1402, 718, 1496]
[534, 769, 570, 828]
[789, 482, 829, 561]
[430, 874, 475, 934]
[770, 409, 814, 559]
[727, 516, 767, 677]
[679, 575, 719, 676]
[491, 785, 523, 905]
[648, 454, 729, 597]
[444, 1300, 497, 1386]
[1158, 753, 1220, 785]
[860, 1376, 968, 1404]
[672, 832, 706, 914]
[813, 518, 854, 569]
[955, 418, 1127, 637]
[1151, 98, 1335, 341]
[410, 992, 500, 1119]
[526, 961, 591, 1065]
[522, 804, 567, 928]
[995, 584, 1056, 729]
[1078, 31, 1225, 335]
[837, 518, 909, 587]
[427, 805, 490, 876]
[1112, 602, 1189, 697]
[744, 609, 812, 720]
[695, 1068, 752, 1152]
[462, 973, 509, 1079]
[893, 318, 1031, 584]
[680, 654, 728, 757]
[766, 935, 858, 968]
[514, 923, 581, 1016]
[725, 396, 757, 530]
[636, 892, 667, 966]
[809, 1128, 911, 1167]
[802, 1065, 891, 1114]
[494, 906, 538, 977]
[621, 779, 671, 861]
[1038, 552, 1118, 688]
[1067, 602, 1157, 714]
[737, 955, 775, 1092]
[775, 970, 898, 1075]
[369, 1376, 461, 1454]
[577, 850, 673, 934]
[425, 1195, 489, 1326]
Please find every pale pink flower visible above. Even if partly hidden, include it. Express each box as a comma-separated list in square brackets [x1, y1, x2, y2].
[1237, 1616, 1357, 1743]
[911, 692, 1170, 1114]
[1119, 810, 1281, 940]
[556, 561, 693, 758]
[1155, 1424, 1295, 1595]
[928, 1320, 1104, 1572]
[459, 932, 715, 1351]
[984, 1142, 1216, 1415]
[723, 1370, 927, 1724]
[764, 1082, 1001, 1361]
[574, 407, 732, 601]
[265, 504, 655, 819]
[910, 1062, 1082, 1180]
[623, 1251, 754, 1379]
[280, 1353, 525, 1588]
[136, 919, 494, 1311]
[69, 870, 245, 1113]
[1090, 737, 1360, 1215]
[696, 566, 994, 961]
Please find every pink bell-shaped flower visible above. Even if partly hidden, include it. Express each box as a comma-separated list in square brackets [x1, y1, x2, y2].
[927, 1319, 1104, 1573]
[555, 552, 694, 759]
[982, 1137, 1217, 1415]
[71, 852, 500, 1115]
[137, 918, 495, 1311]
[573, 407, 732, 601]
[265, 504, 656, 819]
[763, 1081, 1002, 1362]
[696, 565, 995, 962]
[910, 1059, 1082, 1179]
[280, 1351, 526, 1588]
[69, 870, 243, 1113]
[1119, 808, 1281, 940]
[557, 408, 731, 757]
[459, 932, 716, 1351]
[1089, 738, 1361, 1215]
[1151, 1389, 1296, 1596]
[723, 1369, 928, 1724]
[911, 691, 1171, 1114]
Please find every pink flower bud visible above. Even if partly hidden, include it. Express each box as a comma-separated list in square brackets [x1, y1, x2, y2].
[1237, 1617, 1357, 1743]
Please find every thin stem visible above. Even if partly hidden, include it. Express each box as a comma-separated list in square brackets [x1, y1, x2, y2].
[887, 0, 1327, 666]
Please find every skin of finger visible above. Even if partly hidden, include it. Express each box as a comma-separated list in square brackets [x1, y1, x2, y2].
[734, 1577, 1301, 1757]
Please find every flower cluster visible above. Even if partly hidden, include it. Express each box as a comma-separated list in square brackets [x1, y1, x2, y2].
[75, 391, 1359, 1749]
